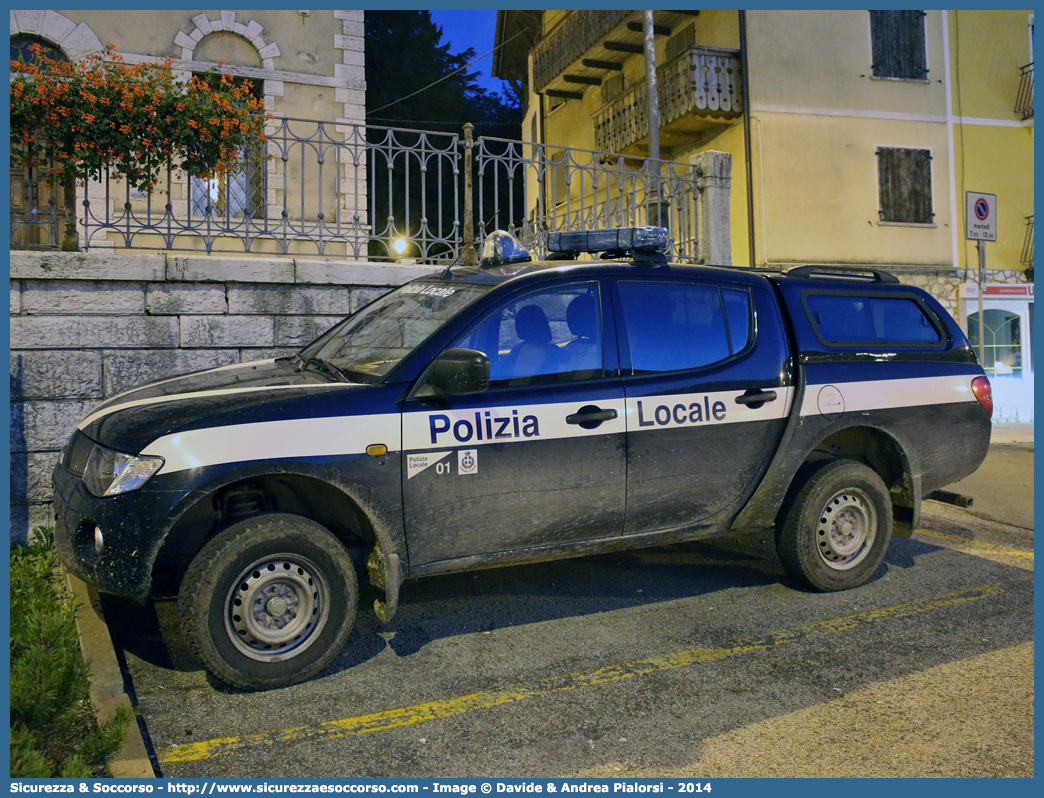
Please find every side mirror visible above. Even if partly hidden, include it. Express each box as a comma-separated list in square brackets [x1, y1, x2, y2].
[429, 348, 490, 396]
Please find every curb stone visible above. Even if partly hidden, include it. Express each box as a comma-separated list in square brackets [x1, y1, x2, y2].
[64, 569, 156, 778]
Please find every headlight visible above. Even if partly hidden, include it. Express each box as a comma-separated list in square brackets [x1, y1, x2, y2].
[82, 443, 164, 497]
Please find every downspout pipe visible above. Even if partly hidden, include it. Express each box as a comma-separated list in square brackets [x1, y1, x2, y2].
[739, 10, 756, 268]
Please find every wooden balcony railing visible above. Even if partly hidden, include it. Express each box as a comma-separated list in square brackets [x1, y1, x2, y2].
[593, 46, 744, 156]
[532, 10, 632, 93]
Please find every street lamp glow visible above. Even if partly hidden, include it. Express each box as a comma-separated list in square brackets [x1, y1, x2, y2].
[394, 237, 408, 256]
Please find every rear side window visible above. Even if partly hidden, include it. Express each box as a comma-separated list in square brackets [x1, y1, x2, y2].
[618, 281, 753, 373]
[805, 294, 942, 345]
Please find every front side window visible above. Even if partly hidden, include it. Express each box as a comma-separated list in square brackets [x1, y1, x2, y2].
[877, 147, 933, 225]
[617, 281, 752, 374]
[870, 10, 928, 80]
[454, 282, 603, 387]
[301, 280, 492, 381]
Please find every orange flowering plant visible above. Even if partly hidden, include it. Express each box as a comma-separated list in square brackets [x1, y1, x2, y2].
[10, 44, 268, 192]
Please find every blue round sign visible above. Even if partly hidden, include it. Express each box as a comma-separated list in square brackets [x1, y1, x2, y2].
[974, 198, 989, 220]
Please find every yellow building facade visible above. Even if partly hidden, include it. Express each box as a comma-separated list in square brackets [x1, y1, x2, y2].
[498, 9, 1034, 419]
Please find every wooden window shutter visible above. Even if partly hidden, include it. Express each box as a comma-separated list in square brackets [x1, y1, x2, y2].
[870, 10, 928, 80]
[665, 24, 696, 62]
[601, 73, 625, 105]
[878, 147, 934, 224]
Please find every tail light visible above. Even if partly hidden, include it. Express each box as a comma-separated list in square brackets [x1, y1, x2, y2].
[971, 375, 993, 418]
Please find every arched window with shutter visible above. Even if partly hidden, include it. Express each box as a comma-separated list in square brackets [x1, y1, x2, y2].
[10, 35, 77, 250]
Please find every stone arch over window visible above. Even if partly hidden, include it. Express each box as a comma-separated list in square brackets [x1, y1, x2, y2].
[8, 10, 103, 61]
[174, 12, 280, 69]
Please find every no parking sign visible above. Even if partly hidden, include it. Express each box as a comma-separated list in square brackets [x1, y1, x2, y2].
[966, 191, 997, 241]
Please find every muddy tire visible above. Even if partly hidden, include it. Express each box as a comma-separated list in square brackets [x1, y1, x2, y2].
[177, 514, 357, 690]
[777, 459, 892, 592]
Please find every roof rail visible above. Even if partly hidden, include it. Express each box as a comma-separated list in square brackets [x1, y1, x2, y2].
[785, 264, 900, 284]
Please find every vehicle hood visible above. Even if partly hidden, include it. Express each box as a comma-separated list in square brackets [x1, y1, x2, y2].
[77, 358, 379, 453]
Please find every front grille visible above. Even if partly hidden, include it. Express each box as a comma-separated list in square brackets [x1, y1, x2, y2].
[64, 431, 94, 476]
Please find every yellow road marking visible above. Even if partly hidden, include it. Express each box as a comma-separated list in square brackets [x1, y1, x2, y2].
[160, 577, 1030, 764]
[916, 528, 1034, 564]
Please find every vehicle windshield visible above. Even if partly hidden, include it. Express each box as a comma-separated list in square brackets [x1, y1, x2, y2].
[299, 280, 492, 382]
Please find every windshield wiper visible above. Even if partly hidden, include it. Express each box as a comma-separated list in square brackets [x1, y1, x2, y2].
[293, 353, 350, 383]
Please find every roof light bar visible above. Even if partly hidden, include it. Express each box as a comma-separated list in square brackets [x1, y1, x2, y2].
[547, 226, 669, 255]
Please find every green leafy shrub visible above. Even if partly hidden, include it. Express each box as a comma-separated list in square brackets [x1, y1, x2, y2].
[10, 532, 130, 778]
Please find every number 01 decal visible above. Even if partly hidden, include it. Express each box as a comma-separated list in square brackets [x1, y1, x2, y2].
[407, 451, 451, 479]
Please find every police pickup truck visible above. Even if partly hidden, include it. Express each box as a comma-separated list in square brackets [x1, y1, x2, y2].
[53, 226, 993, 690]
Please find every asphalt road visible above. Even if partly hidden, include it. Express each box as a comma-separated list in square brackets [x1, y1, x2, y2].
[102, 437, 1034, 779]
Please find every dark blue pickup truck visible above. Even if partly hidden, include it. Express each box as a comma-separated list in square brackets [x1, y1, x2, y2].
[53, 226, 993, 689]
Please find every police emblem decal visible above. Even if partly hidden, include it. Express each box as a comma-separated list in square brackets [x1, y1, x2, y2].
[458, 449, 478, 475]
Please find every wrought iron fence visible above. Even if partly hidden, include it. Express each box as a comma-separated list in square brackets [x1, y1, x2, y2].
[476, 136, 699, 262]
[11, 116, 702, 263]
[9, 143, 76, 251]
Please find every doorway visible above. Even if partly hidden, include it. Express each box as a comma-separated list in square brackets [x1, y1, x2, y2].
[965, 286, 1035, 422]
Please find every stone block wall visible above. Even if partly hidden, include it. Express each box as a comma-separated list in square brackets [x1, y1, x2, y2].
[9, 251, 430, 541]
[896, 271, 961, 317]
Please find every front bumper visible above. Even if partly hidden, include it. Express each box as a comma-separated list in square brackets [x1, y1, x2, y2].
[52, 459, 184, 601]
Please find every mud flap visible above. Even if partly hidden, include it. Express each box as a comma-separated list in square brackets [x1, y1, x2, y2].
[367, 544, 401, 624]
[892, 492, 920, 538]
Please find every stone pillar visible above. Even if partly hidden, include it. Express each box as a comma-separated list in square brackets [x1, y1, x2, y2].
[691, 150, 732, 266]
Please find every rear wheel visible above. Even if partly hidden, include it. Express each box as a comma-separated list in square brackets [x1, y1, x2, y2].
[777, 459, 892, 591]
[177, 514, 357, 690]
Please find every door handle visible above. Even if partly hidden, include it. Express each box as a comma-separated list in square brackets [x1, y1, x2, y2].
[735, 389, 777, 408]
[566, 405, 619, 429]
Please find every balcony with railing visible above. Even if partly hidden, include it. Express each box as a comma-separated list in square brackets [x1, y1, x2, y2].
[531, 11, 714, 97]
[1015, 63, 1033, 120]
[593, 46, 744, 156]
[532, 10, 632, 93]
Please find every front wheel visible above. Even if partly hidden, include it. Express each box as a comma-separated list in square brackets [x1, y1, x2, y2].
[776, 459, 892, 592]
[177, 514, 357, 690]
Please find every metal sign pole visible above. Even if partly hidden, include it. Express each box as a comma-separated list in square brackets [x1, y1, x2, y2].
[965, 191, 996, 369]
[643, 11, 660, 165]
[643, 11, 663, 227]
[978, 239, 986, 368]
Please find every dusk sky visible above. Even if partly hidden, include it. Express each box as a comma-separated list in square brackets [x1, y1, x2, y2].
[428, 9, 506, 96]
